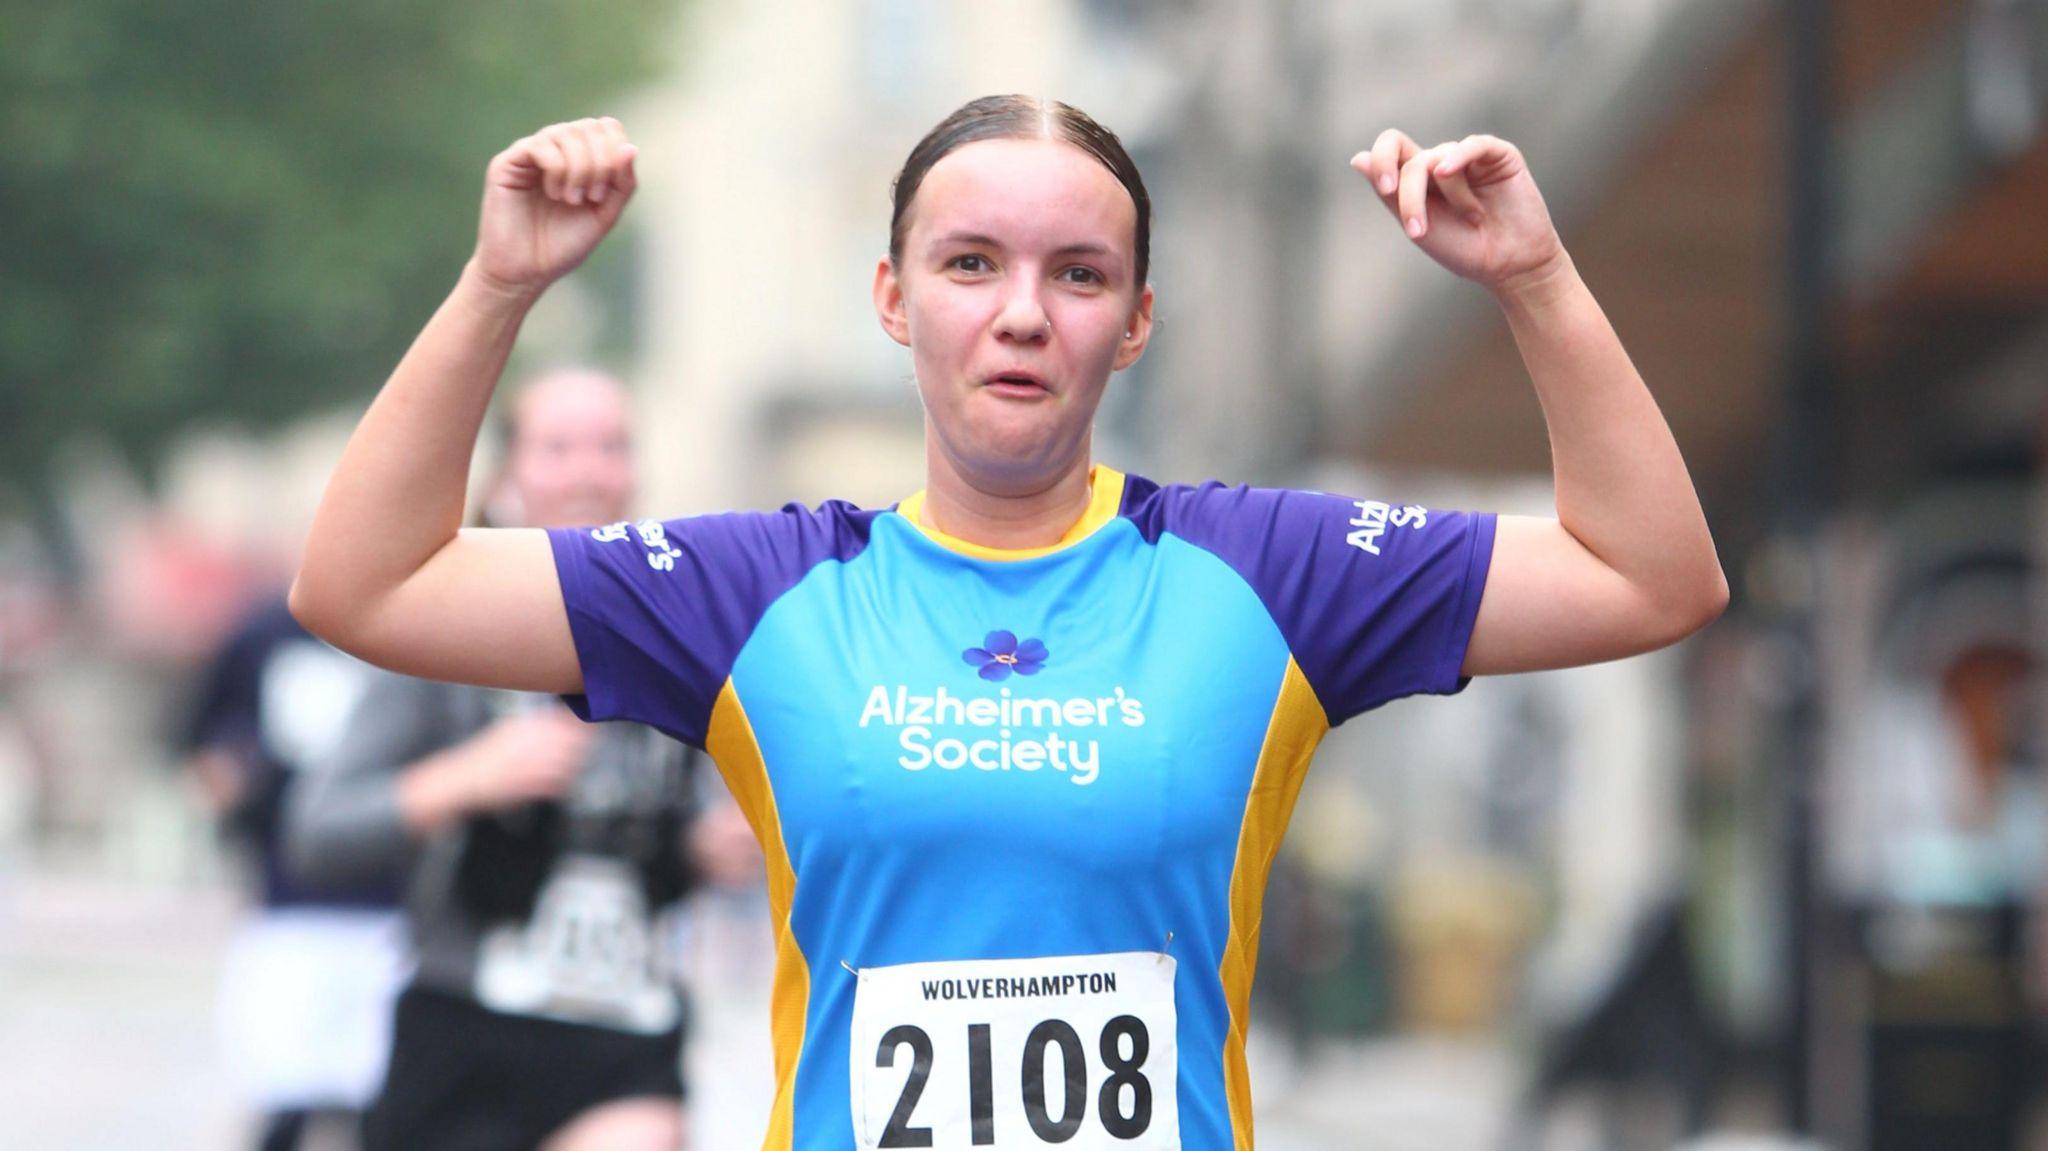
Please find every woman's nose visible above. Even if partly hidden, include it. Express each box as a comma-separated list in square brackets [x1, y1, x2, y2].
[991, 287, 1051, 343]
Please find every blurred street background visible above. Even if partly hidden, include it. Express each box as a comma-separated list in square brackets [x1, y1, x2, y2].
[6, 0, 2048, 1147]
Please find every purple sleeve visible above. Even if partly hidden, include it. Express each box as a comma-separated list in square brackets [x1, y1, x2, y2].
[546, 503, 876, 746]
[1130, 479, 1495, 724]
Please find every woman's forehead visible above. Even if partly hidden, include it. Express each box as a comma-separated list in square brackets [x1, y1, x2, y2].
[909, 137, 1136, 250]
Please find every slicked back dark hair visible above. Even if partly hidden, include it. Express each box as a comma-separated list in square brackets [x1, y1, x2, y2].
[889, 95, 1151, 286]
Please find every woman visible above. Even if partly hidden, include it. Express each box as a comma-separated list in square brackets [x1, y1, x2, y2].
[294, 96, 1726, 1150]
[288, 369, 740, 1151]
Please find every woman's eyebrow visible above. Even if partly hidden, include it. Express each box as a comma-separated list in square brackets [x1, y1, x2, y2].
[931, 231, 1001, 250]
[1050, 242, 1117, 261]
[928, 233, 1121, 262]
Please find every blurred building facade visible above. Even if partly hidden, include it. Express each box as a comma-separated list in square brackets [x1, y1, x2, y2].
[1350, 0, 2048, 1148]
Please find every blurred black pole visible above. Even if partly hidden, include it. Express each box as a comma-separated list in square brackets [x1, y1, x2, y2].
[1777, 0, 1835, 1137]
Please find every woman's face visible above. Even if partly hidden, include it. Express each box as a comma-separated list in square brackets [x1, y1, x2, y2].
[875, 137, 1153, 492]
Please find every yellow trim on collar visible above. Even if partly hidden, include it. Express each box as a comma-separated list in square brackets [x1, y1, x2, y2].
[894, 466, 1127, 561]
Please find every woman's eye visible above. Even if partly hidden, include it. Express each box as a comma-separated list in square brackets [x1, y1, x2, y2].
[949, 254, 990, 274]
[1058, 266, 1103, 286]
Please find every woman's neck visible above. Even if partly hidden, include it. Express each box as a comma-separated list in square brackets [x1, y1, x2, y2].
[918, 449, 1096, 551]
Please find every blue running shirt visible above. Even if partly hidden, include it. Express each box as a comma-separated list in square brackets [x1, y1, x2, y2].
[549, 467, 1495, 1151]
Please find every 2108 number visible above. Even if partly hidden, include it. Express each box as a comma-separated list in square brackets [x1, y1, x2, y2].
[876, 1014, 1153, 1146]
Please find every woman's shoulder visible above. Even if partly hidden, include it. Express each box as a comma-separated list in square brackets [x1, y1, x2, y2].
[1118, 473, 1330, 538]
[553, 500, 895, 614]
[584, 498, 885, 561]
[624, 496, 885, 531]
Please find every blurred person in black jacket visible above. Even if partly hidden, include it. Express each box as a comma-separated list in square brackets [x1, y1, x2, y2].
[288, 368, 757, 1151]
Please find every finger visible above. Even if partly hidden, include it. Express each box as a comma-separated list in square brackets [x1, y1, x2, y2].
[492, 136, 548, 191]
[551, 123, 596, 205]
[567, 119, 610, 205]
[539, 123, 588, 204]
[1432, 135, 1474, 177]
[558, 728, 594, 752]
[577, 117, 624, 204]
[540, 728, 592, 761]
[1441, 134, 1516, 184]
[612, 144, 638, 201]
[595, 114, 628, 149]
[1398, 146, 1446, 238]
[580, 119, 616, 204]
[1433, 149, 1485, 222]
[529, 134, 570, 202]
[1370, 128, 1417, 198]
[588, 119, 622, 204]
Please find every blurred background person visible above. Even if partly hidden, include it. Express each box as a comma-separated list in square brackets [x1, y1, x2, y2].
[178, 591, 408, 1151]
[287, 368, 757, 1151]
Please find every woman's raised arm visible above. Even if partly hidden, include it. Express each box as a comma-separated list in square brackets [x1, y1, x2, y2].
[290, 118, 639, 692]
[1354, 131, 1729, 675]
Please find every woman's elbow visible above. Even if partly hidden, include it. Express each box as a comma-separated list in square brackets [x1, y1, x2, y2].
[1655, 561, 1730, 648]
[289, 569, 375, 658]
[1700, 563, 1732, 624]
[288, 571, 341, 644]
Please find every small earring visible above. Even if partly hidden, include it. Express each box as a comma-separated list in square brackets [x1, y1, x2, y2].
[1124, 330, 1134, 339]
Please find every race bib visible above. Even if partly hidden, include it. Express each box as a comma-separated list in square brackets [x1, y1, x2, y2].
[849, 952, 1179, 1150]
[474, 854, 677, 1033]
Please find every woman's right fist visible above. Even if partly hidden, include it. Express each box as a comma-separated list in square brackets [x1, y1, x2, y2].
[471, 118, 638, 297]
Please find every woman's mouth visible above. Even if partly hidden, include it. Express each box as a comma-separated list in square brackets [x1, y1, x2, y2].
[982, 371, 1050, 397]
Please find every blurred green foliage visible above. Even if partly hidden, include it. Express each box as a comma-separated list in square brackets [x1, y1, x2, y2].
[0, 0, 676, 489]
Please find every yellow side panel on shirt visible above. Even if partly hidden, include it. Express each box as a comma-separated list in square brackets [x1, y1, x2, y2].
[707, 681, 808, 1151]
[1221, 659, 1329, 1150]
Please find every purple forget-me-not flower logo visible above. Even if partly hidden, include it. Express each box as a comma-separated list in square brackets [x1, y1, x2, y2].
[962, 630, 1048, 681]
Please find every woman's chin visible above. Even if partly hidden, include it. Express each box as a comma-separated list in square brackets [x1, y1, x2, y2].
[957, 435, 1087, 487]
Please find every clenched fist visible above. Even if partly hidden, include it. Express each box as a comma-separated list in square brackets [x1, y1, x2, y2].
[1351, 130, 1567, 298]
[470, 117, 640, 298]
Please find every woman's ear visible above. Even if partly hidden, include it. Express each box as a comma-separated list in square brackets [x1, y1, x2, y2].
[873, 257, 911, 347]
[1112, 284, 1155, 371]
